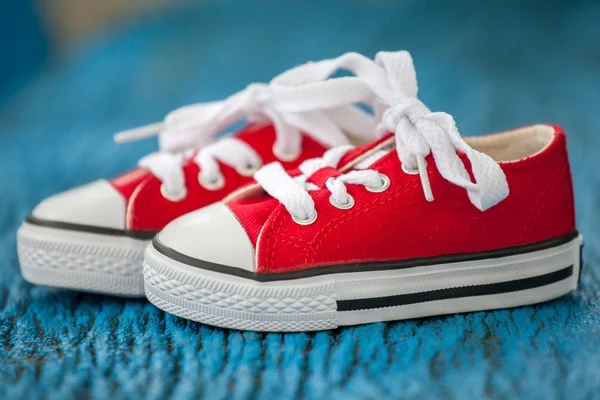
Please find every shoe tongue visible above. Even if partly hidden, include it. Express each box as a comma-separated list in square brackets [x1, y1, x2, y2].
[338, 132, 395, 171]
[352, 146, 394, 169]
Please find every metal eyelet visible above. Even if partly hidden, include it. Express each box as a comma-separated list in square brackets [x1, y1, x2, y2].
[235, 161, 262, 177]
[329, 194, 355, 210]
[273, 145, 300, 162]
[292, 211, 317, 226]
[160, 184, 187, 202]
[198, 172, 225, 191]
[366, 173, 391, 193]
[401, 164, 419, 175]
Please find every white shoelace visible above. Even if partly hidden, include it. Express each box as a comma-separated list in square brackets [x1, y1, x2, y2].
[255, 146, 386, 222]
[254, 50, 510, 222]
[113, 57, 383, 199]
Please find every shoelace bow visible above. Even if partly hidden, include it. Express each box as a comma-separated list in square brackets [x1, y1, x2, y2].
[254, 50, 509, 222]
[113, 60, 379, 198]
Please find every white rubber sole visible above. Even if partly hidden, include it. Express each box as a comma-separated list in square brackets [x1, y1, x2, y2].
[17, 222, 150, 297]
[143, 234, 583, 332]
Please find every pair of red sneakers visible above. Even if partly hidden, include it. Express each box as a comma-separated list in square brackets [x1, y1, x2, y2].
[17, 51, 582, 332]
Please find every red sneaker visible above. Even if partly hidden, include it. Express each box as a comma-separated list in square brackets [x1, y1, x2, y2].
[143, 52, 582, 331]
[16, 55, 379, 297]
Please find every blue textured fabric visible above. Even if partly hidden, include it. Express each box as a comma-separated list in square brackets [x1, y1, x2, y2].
[1, 1, 600, 398]
[0, 0, 47, 105]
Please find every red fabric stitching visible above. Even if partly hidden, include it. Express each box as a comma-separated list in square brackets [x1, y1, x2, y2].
[307, 180, 420, 264]
[277, 232, 311, 245]
[273, 236, 311, 254]
[265, 207, 286, 269]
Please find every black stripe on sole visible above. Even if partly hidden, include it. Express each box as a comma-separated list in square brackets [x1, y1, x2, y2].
[152, 230, 579, 282]
[578, 243, 585, 284]
[337, 265, 574, 312]
[25, 215, 158, 240]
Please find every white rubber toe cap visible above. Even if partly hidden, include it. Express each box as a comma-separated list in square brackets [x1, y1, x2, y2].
[156, 202, 255, 272]
[32, 180, 126, 229]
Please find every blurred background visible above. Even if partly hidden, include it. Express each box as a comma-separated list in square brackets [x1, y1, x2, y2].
[2, 1, 600, 399]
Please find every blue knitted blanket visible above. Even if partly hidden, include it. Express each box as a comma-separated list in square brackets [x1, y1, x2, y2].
[1, 1, 600, 398]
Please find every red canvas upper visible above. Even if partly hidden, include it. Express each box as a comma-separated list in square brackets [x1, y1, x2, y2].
[228, 125, 576, 274]
[110, 124, 329, 231]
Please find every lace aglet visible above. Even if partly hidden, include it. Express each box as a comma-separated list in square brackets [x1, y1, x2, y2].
[417, 154, 434, 202]
[424, 190, 434, 202]
[113, 122, 165, 144]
